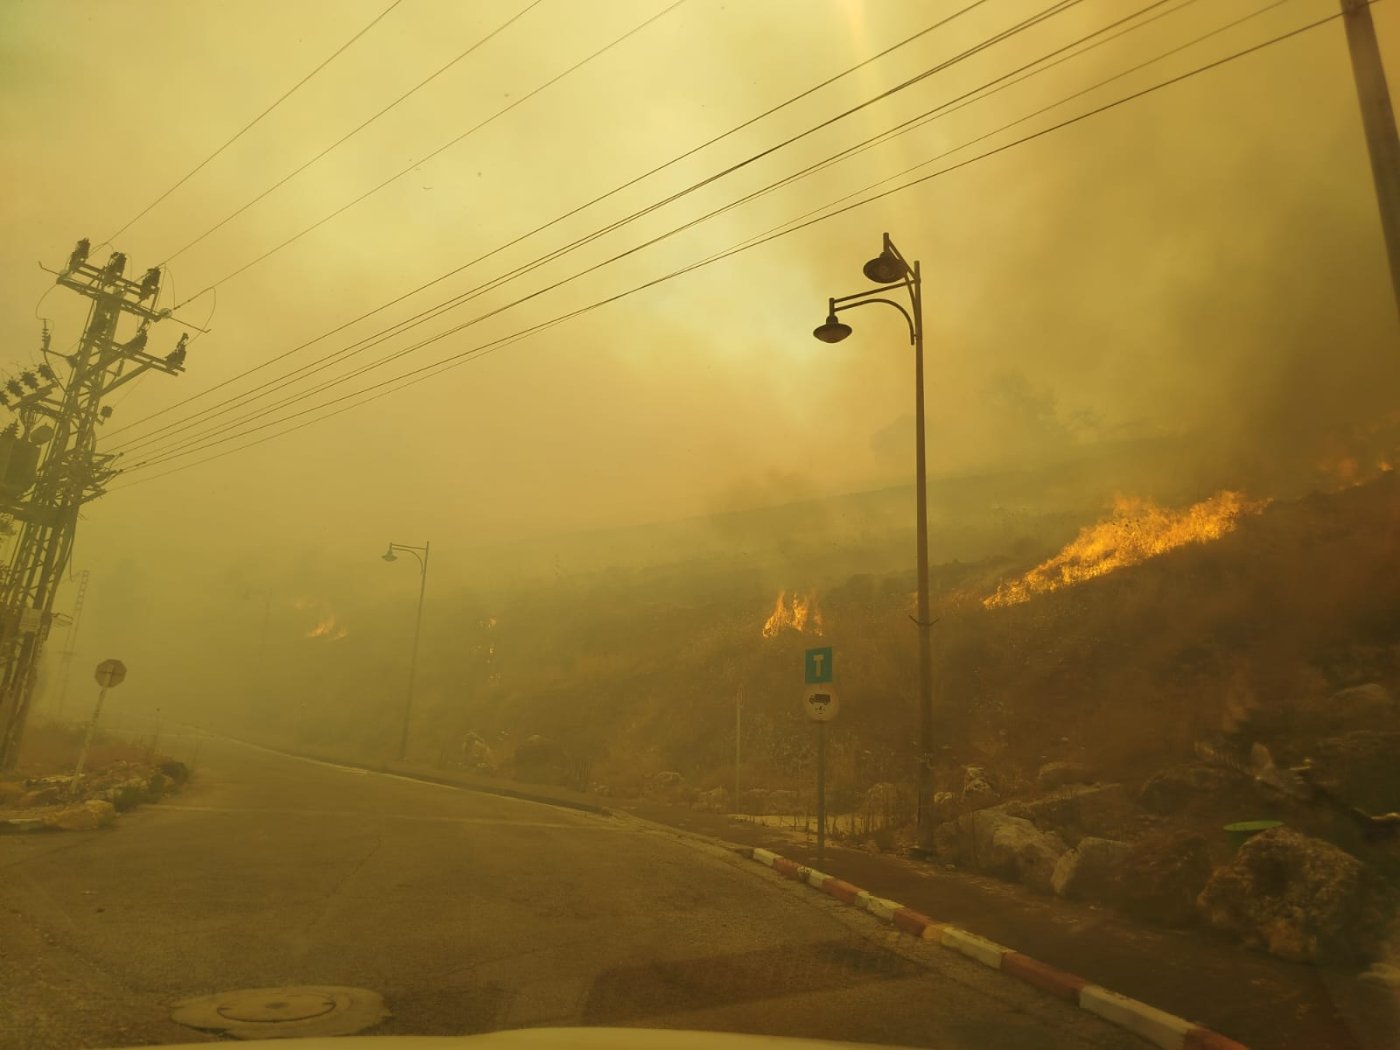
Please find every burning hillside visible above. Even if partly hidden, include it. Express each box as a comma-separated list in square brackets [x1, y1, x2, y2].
[984, 490, 1268, 608]
[761, 590, 823, 638]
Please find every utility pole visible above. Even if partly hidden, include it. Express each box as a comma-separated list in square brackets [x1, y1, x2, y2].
[1340, 0, 1400, 320]
[0, 240, 190, 769]
[52, 568, 91, 721]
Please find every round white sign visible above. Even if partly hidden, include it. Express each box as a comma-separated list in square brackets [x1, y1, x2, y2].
[802, 686, 839, 722]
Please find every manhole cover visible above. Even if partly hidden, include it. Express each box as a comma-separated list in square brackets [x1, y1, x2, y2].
[171, 985, 387, 1039]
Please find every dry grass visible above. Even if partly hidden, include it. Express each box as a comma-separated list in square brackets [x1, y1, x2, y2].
[11, 723, 155, 778]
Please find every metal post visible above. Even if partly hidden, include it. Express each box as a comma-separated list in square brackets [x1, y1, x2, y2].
[911, 260, 935, 855]
[816, 719, 827, 862]
[71, 685, 109, 790]
[398, 540, 429, 763]
[1340, 0, 1400, 321]
[734, 682, 742, 811]
[815, 232, 934, 853]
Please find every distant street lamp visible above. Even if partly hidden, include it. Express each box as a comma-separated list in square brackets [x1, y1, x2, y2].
[813, 232, 936, 854]
[381, 540, 430, 763]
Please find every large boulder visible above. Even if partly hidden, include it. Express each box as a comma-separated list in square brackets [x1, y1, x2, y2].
[933, 819, 965, 865]
[19, 786, 62, 808]
[1117, 831, 1212, 927]
[105, 778, 148, 812]
[1306, 731, 1400, 816]
[1291, 683, 1398, 736]
[972, 808, 1067, 894]
[1052, 837, 1131, 901]
[1137, 766, 1231, 816]
[1006, 783, 1134, 845]
[157, 759, 190, 786]
[1197, 828, 1388, 965]
[962, 765, 997, 803]
[145, 771, 172, 799]
[1037, 761, 1095, 790]
[43, 799, 116, 831]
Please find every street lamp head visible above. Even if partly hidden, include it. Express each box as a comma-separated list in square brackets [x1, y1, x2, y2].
[381, 545, 397, 563]
[812, 314, 852, 343]
[862, 248, 908, 285]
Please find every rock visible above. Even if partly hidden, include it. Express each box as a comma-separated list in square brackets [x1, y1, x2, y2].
[652, 771, 684, 788]
[42, 799, 116, 832]
[1117, 831, 1212, 927]
[971, 808, 1066, 893]
[19, 786, 62, 808]
[961, 766, 997, 802]
[1137, 766, 1230, 816]
[692, 786, 729, 813]
[1306, 731, 1400, 816]
[460, 734, 497, 774]
[106, 779, 147, 812]
[1037, 761, 1094, 789]
[157, 759, 191, 785]
[1360, 963, 1400, 988]
[146, 771, 172, 799]
[1292, 683, 1398, 735]
[1197, 828, 1387, 965]
[1051, 837, 1131, 901]
[1005, 784, 1133, 846]
[933, 820, 964, 865]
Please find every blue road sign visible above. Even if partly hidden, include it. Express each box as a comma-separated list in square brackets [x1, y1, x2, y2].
[804, 646, 833, 684]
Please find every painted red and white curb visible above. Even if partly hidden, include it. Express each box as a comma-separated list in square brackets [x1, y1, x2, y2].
[742, 846, 1247, 1050]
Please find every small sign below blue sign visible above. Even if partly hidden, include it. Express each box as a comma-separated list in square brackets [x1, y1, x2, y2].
[804, 646, 833, 684]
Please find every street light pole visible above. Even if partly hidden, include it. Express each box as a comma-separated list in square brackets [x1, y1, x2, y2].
[382, 540, 430, 763]
[814, 233, 936, 854]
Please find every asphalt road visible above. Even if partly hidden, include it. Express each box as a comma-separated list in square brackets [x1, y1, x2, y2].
[1, 734, 1149, 1050]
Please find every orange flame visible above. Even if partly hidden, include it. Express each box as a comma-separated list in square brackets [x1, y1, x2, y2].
[984, 491, 1266, 608]
[305, 613, 349, 640]
[761, 591, 824, 638]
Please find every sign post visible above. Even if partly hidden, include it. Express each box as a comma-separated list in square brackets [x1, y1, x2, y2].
[73, 659, 126, 792]
[803, 647, 837, 862]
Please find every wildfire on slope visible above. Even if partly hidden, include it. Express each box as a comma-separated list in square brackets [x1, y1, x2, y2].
[983, 490, 1268, 608]
[305, 612, 349, 641]
[761, 590, 824, 638]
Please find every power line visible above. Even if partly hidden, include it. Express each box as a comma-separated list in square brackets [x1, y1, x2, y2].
[103, 0, 994, 447]
[116, 0, 1167, 466]
[718, 0, 1301, 254]
[168, 0, 692, 310]
[111, 0, 1080, 455]
[160, 0, 545, 266]
[112, 6, 1345, 490]
[122, 0, 1230, 468]
[104, 0, 405, 244]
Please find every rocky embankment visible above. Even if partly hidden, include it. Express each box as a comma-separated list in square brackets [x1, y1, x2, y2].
[0, 757, 189, 833]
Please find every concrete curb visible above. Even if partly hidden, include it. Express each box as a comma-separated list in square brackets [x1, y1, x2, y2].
[202, 730, 614, 818]
[379, 763, 613, 817]
[742, 846, 1248, 1050]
